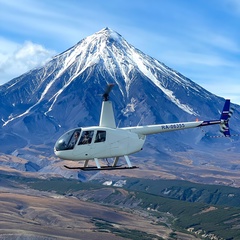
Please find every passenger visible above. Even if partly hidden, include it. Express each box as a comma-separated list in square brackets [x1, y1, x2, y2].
[82, 132, 90, 144]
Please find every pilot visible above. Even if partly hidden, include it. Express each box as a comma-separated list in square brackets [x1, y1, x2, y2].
[74, 132, 80, 144]
[69, 131, 80, 149]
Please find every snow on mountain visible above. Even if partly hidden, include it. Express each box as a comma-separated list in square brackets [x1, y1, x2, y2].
[0, 27, 240, 179]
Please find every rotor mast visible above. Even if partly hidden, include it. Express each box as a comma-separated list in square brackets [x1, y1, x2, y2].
[99, 84, 116, 128]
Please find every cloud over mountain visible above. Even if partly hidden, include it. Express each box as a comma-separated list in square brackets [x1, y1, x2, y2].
[0, 39, 55, 84]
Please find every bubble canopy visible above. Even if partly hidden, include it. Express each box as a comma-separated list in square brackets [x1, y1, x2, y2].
[55, 128, 81, 151]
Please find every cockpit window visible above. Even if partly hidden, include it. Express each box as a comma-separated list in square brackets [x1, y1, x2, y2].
[78, 131, 94, 145]
[94, 131, 106, 143]
[68, 130, 81, 149]
[55, 129, 81, 151]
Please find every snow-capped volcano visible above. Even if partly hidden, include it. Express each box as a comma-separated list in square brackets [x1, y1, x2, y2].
[0, 27, 239, 163]
[44, 27, 204, 115]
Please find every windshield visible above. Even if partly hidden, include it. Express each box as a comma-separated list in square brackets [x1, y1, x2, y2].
[55, 129, 81, 151]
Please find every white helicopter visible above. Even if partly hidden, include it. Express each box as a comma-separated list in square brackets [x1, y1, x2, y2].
[54, 84, 232, 170]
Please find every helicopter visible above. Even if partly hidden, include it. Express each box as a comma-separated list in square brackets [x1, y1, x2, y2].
[54, 84, 232, 170]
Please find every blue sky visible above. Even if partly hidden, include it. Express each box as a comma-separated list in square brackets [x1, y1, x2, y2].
[0, 0, 239, 104]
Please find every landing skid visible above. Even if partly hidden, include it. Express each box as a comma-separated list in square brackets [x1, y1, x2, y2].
[64, 165, 138, 171]
[64, 155, 137, 171]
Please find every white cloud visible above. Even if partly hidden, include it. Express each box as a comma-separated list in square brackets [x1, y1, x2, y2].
[0, 39, 56, 85]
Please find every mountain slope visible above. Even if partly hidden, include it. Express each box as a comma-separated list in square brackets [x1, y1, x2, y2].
[0, 27, 239, 179]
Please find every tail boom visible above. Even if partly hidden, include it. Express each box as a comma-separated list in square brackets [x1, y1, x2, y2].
[123, 121, 205, 135]
[123, 100, 231, 137]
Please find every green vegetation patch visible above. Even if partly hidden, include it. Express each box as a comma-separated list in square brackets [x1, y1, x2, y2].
[27, 178, 102, 194]
[125, 178, 240, 207]
[124, 178, 240, 239]
[92, 218, 163, 240]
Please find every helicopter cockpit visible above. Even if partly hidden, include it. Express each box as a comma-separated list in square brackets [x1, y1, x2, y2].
[55, 128, 107, 151]
[55, 128, 82, 151]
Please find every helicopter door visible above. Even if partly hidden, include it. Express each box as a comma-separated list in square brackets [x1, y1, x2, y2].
[73, 130, 94, 157]
[92, 130, 110, 157]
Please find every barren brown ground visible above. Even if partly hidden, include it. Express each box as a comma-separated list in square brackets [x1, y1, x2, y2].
[0, 152, 203, 239]
[3, 152, 238, 239]
[0, 188, 170, 239]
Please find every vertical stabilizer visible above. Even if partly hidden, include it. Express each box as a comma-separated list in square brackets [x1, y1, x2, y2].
[99, 101, 116, 128]
[220, 99, 232, 137]
[220, 99, 231, 120]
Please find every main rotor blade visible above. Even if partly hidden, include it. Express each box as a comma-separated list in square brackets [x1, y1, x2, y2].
[103, 83, 114, 101]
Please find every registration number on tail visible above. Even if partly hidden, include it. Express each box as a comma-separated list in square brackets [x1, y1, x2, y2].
[161, 123, 185, 130]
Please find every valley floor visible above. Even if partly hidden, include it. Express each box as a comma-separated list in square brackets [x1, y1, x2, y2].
[0, 177, 199, 240]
